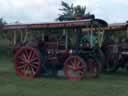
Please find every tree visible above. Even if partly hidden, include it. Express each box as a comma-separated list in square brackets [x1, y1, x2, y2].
[0, 18, 6, 31]
[59, 1, 74, 16]
[74, 5, 86, 16]
[0, 18, 7, 39]
[56, 1, 88, 21]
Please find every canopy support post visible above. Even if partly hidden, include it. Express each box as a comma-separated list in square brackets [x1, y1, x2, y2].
[13, 30, 17, 46]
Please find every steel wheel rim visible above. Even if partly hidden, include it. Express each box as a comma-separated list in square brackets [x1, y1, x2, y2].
[14, 47, 40, 79]
[64, 56, 86, 80]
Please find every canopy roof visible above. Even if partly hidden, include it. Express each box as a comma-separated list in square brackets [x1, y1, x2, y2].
[4, 19, 128, 32]
[4, 19, 108, 30]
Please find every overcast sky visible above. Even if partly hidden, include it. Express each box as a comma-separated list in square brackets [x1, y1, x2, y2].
[0, 0, 128, 24]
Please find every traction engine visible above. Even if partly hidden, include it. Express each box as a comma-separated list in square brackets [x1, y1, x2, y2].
[5, 17, 108, 80]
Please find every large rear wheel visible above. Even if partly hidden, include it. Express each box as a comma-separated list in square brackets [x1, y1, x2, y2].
[14, 47, 40, 79]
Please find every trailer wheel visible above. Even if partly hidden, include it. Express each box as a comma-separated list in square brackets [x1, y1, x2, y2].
[14, 47, 40, 79]
[64, 56, 86, 80]
[86, 57, 101, 78]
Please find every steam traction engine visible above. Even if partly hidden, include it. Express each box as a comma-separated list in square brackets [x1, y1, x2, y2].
[4, 18, 107, 80]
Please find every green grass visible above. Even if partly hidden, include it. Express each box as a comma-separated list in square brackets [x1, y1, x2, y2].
[0, 58, 128, 96]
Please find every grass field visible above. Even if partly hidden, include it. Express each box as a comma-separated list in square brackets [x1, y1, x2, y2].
[0, 57, 128, 96]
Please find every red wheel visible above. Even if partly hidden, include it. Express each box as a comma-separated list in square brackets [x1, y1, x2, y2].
[64, 56, 86, 80]
[86, 58, 101, 78]
[14, 47, 40, 79]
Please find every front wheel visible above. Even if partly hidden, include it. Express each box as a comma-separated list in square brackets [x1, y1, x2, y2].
[64, 56, 87, 80]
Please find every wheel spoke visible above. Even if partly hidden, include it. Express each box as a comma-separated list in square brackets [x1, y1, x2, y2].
[17, 64, 25, 69]
[32, 61, 40, 65]
[69, 60, 74, 66]
[67, 65, 73, 69]
[17, 61, 25, 65]
[24, 65, 32, 76]
[24, 49, 28, 59]
[77, 60, 80, 66]
[23, 64, 28, 73]
[31, 57, 39, 62]
[28, 50, 33, 60]
[29, 65, 36, 75]
[22, 53, 27, 61]
[30, 63, 38, 69]
[75, 60, 80, 69]
[73, 58, 77, 65]
[16, 56, 25, 61]
[76, 65, 84, 70]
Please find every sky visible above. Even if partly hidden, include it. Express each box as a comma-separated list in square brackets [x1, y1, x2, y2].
[0, 0, 128, 24]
